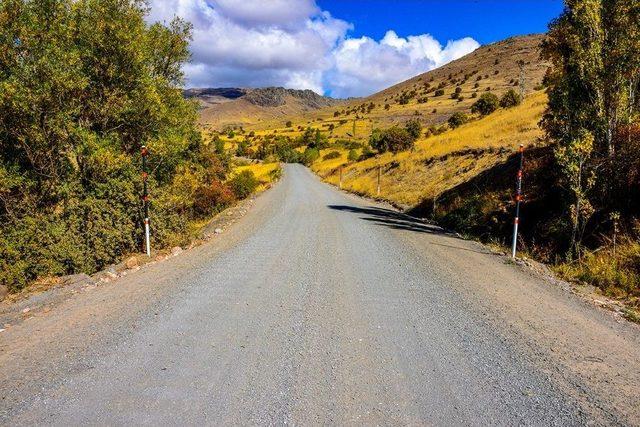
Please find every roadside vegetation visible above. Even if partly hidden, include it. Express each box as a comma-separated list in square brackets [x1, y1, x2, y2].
[0, 0, 272, 294]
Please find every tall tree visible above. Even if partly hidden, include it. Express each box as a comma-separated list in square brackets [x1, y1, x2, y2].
[542, 0, 640, 256]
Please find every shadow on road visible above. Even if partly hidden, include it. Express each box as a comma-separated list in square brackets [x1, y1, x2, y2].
[327, 204, 446, 235]
[328, 204, 493, 255]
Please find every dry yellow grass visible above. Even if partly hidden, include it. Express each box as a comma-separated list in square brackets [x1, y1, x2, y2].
[231, 162, 282, 191]
[312, 91, 547, 207]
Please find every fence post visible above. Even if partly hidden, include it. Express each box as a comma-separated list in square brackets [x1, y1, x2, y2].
[339, 165, 343, 189]
[141, 145, 151, 257]
[511, 144, 524, 258]
[377, 165, 381, 196]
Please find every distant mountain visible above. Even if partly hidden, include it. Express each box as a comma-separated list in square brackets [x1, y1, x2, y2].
[187, 87, 346, 129]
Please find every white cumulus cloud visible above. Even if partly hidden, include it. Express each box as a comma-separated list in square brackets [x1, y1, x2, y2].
[328, 31, 480, 98]
[148, 0, 479, 97]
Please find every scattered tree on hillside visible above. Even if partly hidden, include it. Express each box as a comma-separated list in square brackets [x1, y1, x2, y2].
[500, 89, 523, 108]
[471, 92, 499, 116]
[405, 119, 422, 141]
[448, 112, 469, 129]
[369, 126, 414, 154]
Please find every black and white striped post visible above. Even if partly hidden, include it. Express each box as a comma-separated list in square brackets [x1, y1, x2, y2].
[141, 145, 151, 257]
[511, 144, 524, 258]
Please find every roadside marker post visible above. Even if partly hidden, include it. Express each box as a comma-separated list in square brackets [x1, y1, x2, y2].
[339, 166, 343, 189]
[377, 165, 381, 196]
[141, 145, 151, 257]
[511, 144, 524, 258]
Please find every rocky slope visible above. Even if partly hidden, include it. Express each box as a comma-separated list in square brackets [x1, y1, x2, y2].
[188, 87, 345, 129]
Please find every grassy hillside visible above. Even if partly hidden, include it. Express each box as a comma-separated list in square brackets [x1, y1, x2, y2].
[243, 34, 548, 140]
[312, 91, 547, 207]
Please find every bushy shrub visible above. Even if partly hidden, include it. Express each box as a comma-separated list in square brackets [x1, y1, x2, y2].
[348, 149, 359, 162]
[405, 119, 422, 141]
[323, 151, 341, 160]
[499, 89, 523, 108]
[302, 147, 320, 165]
[193, 181, 236, 218]
[229, 170, 259, 200]
[471, 92, 500, 116]
[370, 126, 414, 154]
[448, 112, 469, 129]
[359, 145, 374, 160]
[236, 139, 250, 157]
[434, 89, 445, 97]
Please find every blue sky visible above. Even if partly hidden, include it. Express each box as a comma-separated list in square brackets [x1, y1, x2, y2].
[318, 0, 564, 45]
[150, 0, 564, 97]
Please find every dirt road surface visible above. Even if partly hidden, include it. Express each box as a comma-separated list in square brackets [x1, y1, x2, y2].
[1, 164, 639, 425]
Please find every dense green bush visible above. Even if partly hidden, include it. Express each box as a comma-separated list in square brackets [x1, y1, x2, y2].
[471, 92, 500, 116]
[302, 147, 320, 165]
[0, 0, 233, 291]
[448, 112, 469, 129]
[348, 149, 359, 162]
[323, 151, 341, 160]
[370, 127, 414, 154]
[229, 171, 259, 200]
[405, 119, 422, 141]
[500, 89, 523, 108]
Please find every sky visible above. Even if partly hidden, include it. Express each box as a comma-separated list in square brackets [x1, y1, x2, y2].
[148, 0, 564, 98]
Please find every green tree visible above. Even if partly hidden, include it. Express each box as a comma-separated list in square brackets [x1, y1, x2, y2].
[405, 119, 422, 141]
[471, 92, 499, 116]
[370, 127, 414, 154]
[555, 131, 596, 258]
[541, 0, 640, 255]
[499, 89, 523, 108]
[448, 112, 469, 129]
[0, 0, 224, 290]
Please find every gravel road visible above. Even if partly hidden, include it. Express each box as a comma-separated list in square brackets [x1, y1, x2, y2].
[1, 164, 639, 426]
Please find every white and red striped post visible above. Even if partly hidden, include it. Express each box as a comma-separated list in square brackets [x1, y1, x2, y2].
[511, 144, 524, 258]
[141, 145, 151, 257]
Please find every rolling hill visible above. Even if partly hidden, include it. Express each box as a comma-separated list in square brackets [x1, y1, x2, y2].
[188, 87, 347, 130]
[236, 34, 549, 138]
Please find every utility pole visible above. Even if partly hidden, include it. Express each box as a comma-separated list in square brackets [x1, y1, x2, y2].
[141, 145, 151, 257]
[511, 145, 524, 258]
